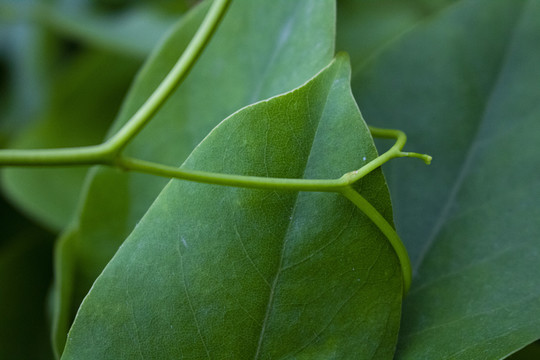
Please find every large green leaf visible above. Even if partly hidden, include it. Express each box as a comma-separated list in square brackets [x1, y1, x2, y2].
[1, 51, 140, 230]
[340, 0, 540, 358]
[62, 54, 403, 360]
[53, 0, 336, 354]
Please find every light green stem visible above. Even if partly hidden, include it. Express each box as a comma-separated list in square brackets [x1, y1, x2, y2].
[0, 144, 112, 166]
[103, 0, 232, 154]
[0, 0, 232, 166]
[116, 156, 344, 192]
[340, 186, 412, 294]
[341, 127, 431, 185]
[115, 127, 429, 192]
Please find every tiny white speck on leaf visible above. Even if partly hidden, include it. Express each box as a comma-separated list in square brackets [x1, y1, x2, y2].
[362, 156, 367, 161]
[181, 237, 188, 248]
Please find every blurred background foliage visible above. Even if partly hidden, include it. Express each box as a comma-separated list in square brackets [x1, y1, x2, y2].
[0, 0, 191, 357]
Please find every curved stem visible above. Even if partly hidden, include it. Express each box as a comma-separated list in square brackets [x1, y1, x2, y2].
[341, 126, 431, 185]
[340, 186, 412, 295]
[116, 156, 344, 191]
[0, 144, 113, 166]
[103, 0, 232, 155]
[0, 0, 232, 167]
[112, 126, 430, 193]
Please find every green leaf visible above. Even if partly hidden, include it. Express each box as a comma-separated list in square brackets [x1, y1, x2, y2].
[1, 51, 140, 230]
[53, 0, 336, 354]
[340, 0, 540, 358]
[62, 54, 402, 360]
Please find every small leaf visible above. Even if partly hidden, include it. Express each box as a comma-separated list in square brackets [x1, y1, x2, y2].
[62, 54, 402, 360]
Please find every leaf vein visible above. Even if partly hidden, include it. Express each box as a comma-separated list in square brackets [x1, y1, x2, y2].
[253, 65, 339, 359]
[413, 1, 528, 274]
[176, 241, 211, 359]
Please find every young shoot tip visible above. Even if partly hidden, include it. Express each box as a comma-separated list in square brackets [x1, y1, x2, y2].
[400, 151, 432, 165]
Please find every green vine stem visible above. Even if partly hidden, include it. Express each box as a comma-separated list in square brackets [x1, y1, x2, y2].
[340, 186, 412, 294]
[113, 127, 431, 193]
[0, 0, 233, 166]
[0, 0, 432, 295]
[103, 0, 232, 154]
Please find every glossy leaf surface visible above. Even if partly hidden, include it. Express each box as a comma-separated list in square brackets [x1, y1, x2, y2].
[53, 0, 336, 354]
[62, 55, 402, 360]
[339, 0, 540, 358]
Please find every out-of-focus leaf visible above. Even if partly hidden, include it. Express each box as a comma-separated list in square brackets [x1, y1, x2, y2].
[1, 51, 140, 231]
[53, 0, 336, 355]
[1, 1, 178, 60]
[340, 0, 540, 358]
[0, 196, 54, 360]
[34, 5, 178, 59]
[337, 0, 453, 70]
[0, 20, 53, 137]
[62, 54, 402, 360]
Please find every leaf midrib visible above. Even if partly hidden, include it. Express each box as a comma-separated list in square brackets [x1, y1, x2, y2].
[412, 0, 528, 275]
[253, 67, 340, 359]
[350, 0, 464, 77]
